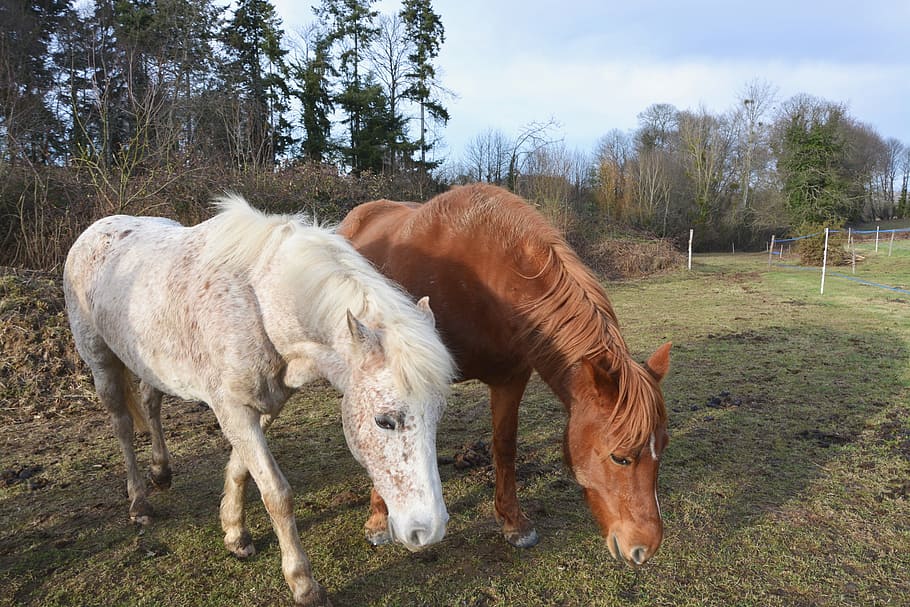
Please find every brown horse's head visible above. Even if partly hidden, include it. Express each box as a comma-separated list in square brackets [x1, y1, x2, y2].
[564, 342, 671, 567]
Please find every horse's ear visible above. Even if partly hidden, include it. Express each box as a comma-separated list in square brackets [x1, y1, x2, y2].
[346, 310, 382, 353]
[645, 342, 672, 382]
[416, 296, 435, 326]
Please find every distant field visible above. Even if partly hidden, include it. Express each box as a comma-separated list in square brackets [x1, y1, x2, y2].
[850, 218, 910, 231]
[2, 243, 908, 606]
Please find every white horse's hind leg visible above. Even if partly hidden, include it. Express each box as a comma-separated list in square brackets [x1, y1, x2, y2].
[141, 382, 172, 491]
[215, 405, 329, 606]
[93, 362, 153, 524]
[221, 447, 255, 557]
[221, 414, 277, 558]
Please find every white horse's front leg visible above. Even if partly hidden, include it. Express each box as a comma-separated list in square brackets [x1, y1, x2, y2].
[215, 406, 330, 607]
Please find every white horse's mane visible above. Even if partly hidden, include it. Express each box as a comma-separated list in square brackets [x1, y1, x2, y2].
[202, 193, 455, 404]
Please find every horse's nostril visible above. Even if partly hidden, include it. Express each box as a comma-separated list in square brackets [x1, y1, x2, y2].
[409, 527, 429, 546]
[630, 546, 648, 565]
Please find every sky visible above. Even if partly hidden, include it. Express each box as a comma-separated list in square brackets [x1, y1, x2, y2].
[272, 0, 910, 163]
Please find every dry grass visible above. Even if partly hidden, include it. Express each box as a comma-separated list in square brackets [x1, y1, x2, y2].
[583, 236, 684, 279]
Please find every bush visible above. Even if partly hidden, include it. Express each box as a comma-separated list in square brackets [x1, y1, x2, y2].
[794, 224, 849, 266]
[0, 162, 448, 273]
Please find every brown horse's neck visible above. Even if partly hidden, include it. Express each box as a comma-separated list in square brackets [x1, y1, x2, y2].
[537, 361, 583, 411]
[531, 347, 621, 413]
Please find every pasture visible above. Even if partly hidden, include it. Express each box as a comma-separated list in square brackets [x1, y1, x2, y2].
[2, 244, 908, 606]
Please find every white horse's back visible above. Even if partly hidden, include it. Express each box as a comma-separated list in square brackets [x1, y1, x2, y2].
[64, 213, 285, 406]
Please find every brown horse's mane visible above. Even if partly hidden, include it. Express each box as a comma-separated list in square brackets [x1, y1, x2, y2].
[427, 184, 666, 451]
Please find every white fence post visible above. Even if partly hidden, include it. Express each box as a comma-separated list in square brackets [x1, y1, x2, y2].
[687, 228, 693, 270]
[889, 231, 895, 256]
[820, 228, 830, 295]
[768, 235, 775, 268]
[875, 225, 880, 252]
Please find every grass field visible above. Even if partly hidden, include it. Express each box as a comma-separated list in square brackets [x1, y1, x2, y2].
[2, 242, 908, 607]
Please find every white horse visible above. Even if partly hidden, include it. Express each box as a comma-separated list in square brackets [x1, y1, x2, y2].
[63, 195, 455, 607]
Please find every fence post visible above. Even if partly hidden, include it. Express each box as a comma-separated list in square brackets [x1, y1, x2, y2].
[820, 227, 830, 295]
[875, 225, 880, 252]
[687, 228, 693, 270]
[768, 235, 775, 268]
[889, 230, 895, 256]
[847, 227, 852, 247]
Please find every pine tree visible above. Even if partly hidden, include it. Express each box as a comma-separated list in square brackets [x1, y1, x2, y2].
[315, 0, 379, 172]
[400, 0, 447, 170]
[289, 30, 335, 163]
[778, 104, 852, 225]
[220, 0, 291, 167]
[0, 0, 72, 165]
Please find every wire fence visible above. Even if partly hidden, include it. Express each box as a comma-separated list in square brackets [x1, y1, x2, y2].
[773, 226, 910, 295]
[687, 225, 910, 296]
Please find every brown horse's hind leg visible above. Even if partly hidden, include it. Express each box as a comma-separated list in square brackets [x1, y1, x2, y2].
[94, 361, 153, 524]
[363, 487, 391, 546]
[141, 382, 172, 491]
[490, 370, 538, 548]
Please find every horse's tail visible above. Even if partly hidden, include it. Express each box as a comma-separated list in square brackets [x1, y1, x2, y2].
[120, 369, 149, 434]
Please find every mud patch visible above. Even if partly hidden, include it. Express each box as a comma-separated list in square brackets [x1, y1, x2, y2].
[795, 429, 853, 448]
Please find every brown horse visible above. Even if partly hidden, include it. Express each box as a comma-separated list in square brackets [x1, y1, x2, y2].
[338, 183, 671, 566]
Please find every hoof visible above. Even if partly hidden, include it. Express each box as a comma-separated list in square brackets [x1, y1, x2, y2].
[504, 527, 539, 548]
[295, 582, 331, 606]
[148, 467, 172, 491]
[364, 526, 392, 547]
[131, 513, 152, 526]
[225, 531, 256, 558]
[129, 498, 154, 525]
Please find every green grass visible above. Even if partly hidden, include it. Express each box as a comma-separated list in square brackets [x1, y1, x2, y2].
[2, 247, 909, 606]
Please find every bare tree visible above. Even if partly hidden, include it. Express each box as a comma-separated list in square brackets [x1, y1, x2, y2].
[460, 128, 511, 184]
[677, 105, 735, 226]
[522, 142, 576, 231]
[732, 79, 777, 215]
[506, 118, 561, 191]
[879, 138, 904, 216]
[898, 144, 910, 217]
[367, 14, 411, 173]
[594, 129, 634, 221]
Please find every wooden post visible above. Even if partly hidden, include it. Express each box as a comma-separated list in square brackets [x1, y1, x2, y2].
[732, 242, 735, 255]
[820, 228, 830, 295]
[687, 228, 694, 270]
[889, 230, 895, 256]
[847, 227, 852, 247]
[768, 235, 775, 268]
[875, 225, 880, 252]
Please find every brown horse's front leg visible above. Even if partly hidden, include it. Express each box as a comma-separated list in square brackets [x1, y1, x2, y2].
[490, 370, 538, 548]
[363, 487, 392, 545]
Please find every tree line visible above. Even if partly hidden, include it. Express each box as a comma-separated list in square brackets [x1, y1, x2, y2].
[452, 82, 909, 249]
[0, 0, 447, 177]
[2, 0, 908, 263]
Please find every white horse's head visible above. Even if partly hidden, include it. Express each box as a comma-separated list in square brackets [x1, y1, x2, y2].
[340, 301, 449, 551]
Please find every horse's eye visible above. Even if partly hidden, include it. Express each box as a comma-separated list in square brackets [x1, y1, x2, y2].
[609, 453, 631, 467]
[374, 414, 398, 431]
